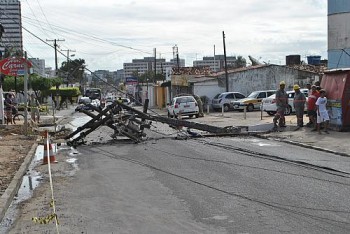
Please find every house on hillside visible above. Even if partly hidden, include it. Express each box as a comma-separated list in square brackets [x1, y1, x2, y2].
[188, 64, 321, 106]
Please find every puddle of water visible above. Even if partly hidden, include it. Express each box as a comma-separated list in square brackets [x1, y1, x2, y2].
[66, 158, 77, 163]
[1, 118, 87, 232]
[15, 173, 42, 202]
[0, 146, 43, 232]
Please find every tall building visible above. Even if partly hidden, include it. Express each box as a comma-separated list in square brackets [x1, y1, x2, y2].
[29, 58, 45, 76]
[123, 57, 185, 78]
[328, 0, 350, 69]
[193, 55, 237, 72]
[0, 0, 23, 57]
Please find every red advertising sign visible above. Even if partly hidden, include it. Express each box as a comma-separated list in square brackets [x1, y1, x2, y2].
[0, 57, 32, 76]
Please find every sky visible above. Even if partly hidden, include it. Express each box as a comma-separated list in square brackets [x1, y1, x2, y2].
[21, 0, 328, 72]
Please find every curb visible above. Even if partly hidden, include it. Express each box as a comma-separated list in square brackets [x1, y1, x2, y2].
[256, 134, 350, 158]
[0, 142, 38, 222]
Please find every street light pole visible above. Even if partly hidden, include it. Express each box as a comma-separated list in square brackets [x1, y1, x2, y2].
[147, 78, 149, 99]
[223, 31, 229, 92]
[61, 49, 75, 87]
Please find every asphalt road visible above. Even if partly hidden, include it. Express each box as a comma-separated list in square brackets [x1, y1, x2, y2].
[7, 112, 350, 233]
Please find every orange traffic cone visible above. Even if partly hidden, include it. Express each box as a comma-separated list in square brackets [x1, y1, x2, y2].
[42, 131, 58, 165]
[43, 143, 58, 164]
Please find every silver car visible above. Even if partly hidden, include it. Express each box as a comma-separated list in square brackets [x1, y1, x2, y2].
[212, 92, 246, 112]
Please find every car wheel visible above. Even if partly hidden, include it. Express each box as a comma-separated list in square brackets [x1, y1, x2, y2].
[247, 104, 254, 112]
[267, 111, 276, 116]
[223, 104, 230, 112]
[285, 106, 292, 115]
[195, 114, 199, 118]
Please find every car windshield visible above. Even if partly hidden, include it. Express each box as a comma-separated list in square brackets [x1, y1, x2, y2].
[218, 93, 227, 99]
[247, 91, 260, 98]
[214, 93, 221, 99]
[176, 97, 195, 103]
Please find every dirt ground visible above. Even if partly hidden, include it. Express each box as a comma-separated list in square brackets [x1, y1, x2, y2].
[0, 125, 37, 196]
[0, 123, 74, 233]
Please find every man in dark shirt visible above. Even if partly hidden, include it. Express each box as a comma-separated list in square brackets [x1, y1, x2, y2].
[273, 81, 288, 129]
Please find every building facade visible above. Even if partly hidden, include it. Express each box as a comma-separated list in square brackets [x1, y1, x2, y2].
[328, 0, 350, 69]
[0, 0, 23, 57]
[193, 55, 237, 72]
[123, 57, 185, 78]
[29, 58, 45, 76]
[187, 65, 321, 108]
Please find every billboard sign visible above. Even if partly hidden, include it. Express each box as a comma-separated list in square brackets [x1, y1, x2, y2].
[125, 76, 138, 85]
[0, 57, 32, 76]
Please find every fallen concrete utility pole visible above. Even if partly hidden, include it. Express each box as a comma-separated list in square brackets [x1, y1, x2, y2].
[65, 101, 241, 147]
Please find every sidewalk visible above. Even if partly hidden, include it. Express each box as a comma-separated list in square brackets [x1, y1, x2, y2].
[149, 107, 350, 157]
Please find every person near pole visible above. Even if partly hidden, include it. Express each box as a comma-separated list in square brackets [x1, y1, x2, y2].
[273, 81, 288, 129]
[29, 93, 40, 123]
[193, 94, 204, 117]
[4, 93, 14, 124]
[307, 85, 320, 129]
[315, 89, 330, 134]
[293, 84, 306, 127]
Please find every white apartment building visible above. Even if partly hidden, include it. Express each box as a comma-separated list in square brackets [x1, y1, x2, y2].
[123, 57, 185, 78]
[45, 67, 56, 77]
[29, 58, 45, 76]
[0, 0, 23, 57]
[193, 55, 237, 72]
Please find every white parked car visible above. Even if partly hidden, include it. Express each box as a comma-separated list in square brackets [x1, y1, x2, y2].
[167, 96, 199, 118]
[78, 96, 91, 105]
[261, 89, 309, 116]
[91, 99, 101, 108]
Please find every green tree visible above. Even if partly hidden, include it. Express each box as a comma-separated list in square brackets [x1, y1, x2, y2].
[235, 56, 247, 68]
[138, 71, 164, 84]
[3, 75, 63, 99]
[2, 76, 24, 92]
[59, 58, 85, 84]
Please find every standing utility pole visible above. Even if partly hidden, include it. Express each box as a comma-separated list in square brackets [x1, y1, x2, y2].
[213, 45, 216, 72]
[222, 31, 229, 92]
[173, 45, 180, 72]
[23, 52, 28, 135]
[46, 39, 65, 75]
[154, 48, 156, 82]
[61, 49, 75, 86]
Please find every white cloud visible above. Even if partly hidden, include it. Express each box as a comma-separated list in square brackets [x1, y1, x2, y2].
[22, 0, 327, 71]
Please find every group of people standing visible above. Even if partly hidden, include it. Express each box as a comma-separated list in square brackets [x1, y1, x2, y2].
[3, 92, 41, 124]
[273, 81, 330, 134]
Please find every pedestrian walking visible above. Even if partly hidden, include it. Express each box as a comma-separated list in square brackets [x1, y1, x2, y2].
[307, 85, 320, 129]
[315, 89, 330, 134]
[293, 84, 306, 127]
[273, 81, 288, 129]
[29, 93, 40, 123]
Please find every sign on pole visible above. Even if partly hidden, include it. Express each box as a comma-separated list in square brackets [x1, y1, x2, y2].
[0, 57, 32, 76]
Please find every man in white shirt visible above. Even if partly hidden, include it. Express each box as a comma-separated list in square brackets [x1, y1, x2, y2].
[315, 89, 330, 134]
